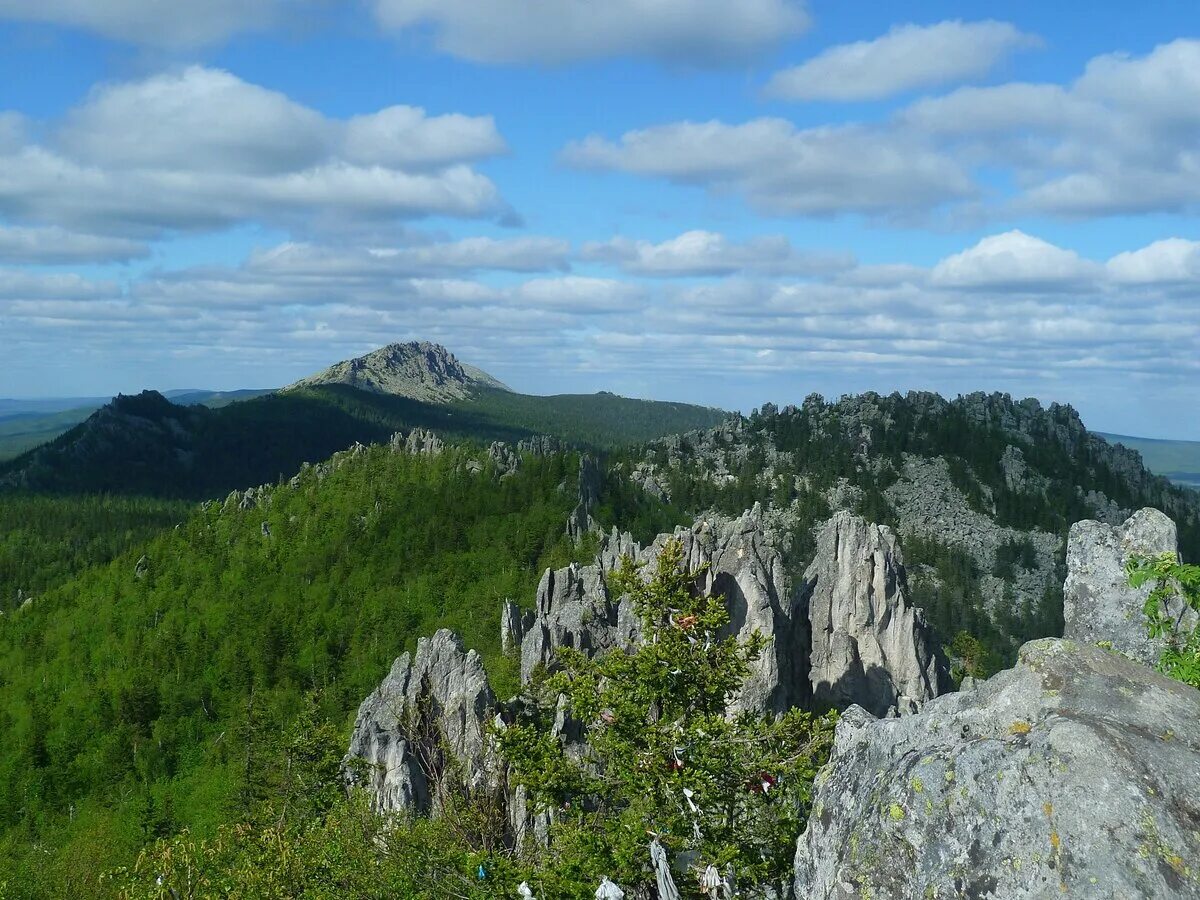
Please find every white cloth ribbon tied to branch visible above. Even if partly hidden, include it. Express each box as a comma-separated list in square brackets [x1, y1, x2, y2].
[700, 865, 728, 898]
[650, 838, 682, 900]
[595, 875, 625, 899]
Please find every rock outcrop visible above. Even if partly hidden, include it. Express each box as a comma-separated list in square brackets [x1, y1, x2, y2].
[566, 454, 602, 541]
[800, 512, 951, 717]
[345, 629, 495, 815]
[1064, 508, 1196, 666]
[794, 638, 1200, 900]
[885, 454, 1061, 616]
[287, 341, 509, 403]
[507, 506, 811, 715]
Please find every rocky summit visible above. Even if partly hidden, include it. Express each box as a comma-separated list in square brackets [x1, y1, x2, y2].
[793, 638, 1200, 900]
[286, 340, 509, 403]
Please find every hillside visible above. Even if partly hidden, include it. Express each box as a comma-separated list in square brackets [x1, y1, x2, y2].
[0, 345, 727, 498]
[1098, 431, 1200, 489]
[0, 438, 589, 894]
[0, 390, 273, 462]
[0, 389, 1197, 894]
[599, 391, 1200, 666]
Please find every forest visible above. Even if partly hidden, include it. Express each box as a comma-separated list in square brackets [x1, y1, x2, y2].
[0, 387, 1196, 895]
[0, 443, 586, 895]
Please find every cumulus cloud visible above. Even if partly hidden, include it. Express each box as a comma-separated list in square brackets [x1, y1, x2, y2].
[1107, 238, 1200, 284]
[0, 67, 509, 238]
[556, 40, 1200, 223]
[899, 39, 1200, 217]
[931, 231, 1103, 290]
[4, 231, 1198, 435]
[0, 225, 148, 265]
[371, 0, 808, 65]
[767, 20, 1039, 102]
[0, 0, 289, 46]
[582, 231, 855, 276]
[563, 119, 973, 217]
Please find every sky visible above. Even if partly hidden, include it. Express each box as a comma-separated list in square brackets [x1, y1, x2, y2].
[0, 2, 1197, 438]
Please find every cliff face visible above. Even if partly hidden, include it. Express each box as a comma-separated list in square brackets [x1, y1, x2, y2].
[801, 511, 951, 717]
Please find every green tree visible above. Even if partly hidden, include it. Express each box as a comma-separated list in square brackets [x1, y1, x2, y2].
[498, 539, 835, 898]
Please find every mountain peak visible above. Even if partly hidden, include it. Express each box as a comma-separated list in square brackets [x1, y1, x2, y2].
[286, 341, 509, 403]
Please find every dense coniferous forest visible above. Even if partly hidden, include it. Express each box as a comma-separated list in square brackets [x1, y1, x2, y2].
[0, 381, 1196, 895]
[0, 494, 191, 611]
[0, 385, 727, 500]
[0, 443, 586, 895]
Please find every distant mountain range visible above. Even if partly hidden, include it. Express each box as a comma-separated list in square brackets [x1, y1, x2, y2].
[1097, 432, 1200, 489]
[0, 343, 727, 497]
[4, 368, 1198, 493]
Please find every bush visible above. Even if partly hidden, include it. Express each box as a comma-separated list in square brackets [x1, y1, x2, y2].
[1127, 552, 1200, 688]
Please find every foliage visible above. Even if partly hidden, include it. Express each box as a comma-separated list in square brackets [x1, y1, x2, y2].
[0, 493, 189, 611]
[0, 385, 728, 500]
[1127, 552, 1200, 688]
[948, 631, 1002, 683]
[0, 443, 585, 894]
[497, 540, 836, 898]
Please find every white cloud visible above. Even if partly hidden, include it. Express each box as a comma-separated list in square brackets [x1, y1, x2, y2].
[582, 231, 854, 277]
[0, 0, 289, 46]
[563, 119, 973, 217]
[0, 267, 118, 301]
[4, 231, 1198, 437]
[246, 236, 570, 277]
[1107, 238, 1200, 284]
[513, 276, 645, 312]
[0, 225, 148, 264]
[768, 20, 1038, 102]
[899, 39, 1200, 217]
[931, 231, 1102, 290]
[371, 0, 808, 64]
[0, 67, 509, 237]
[344, 106, 507, 169]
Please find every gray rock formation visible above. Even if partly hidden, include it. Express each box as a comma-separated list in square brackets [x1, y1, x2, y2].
[566, 454, 602, 542]
[885, 454, 1060, 616]
[999, 444, 1048, 495]
[800, 512, 950, 717]
[345, 629, 495, 815]
[509, 506, 810, 714]
[1064, 508, 1195, 666]
[793, 638, 1200, 900]
[287, 341, 509, 403]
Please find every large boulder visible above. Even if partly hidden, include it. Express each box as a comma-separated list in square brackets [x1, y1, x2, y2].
[345, 629, 495, 814]
[1064, 508, 1195, 666]
[800, 511, 950, 717]
[793, 638, 1200, 900]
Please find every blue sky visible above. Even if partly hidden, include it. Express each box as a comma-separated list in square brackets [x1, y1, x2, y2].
[0, 2, 1197, 438]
